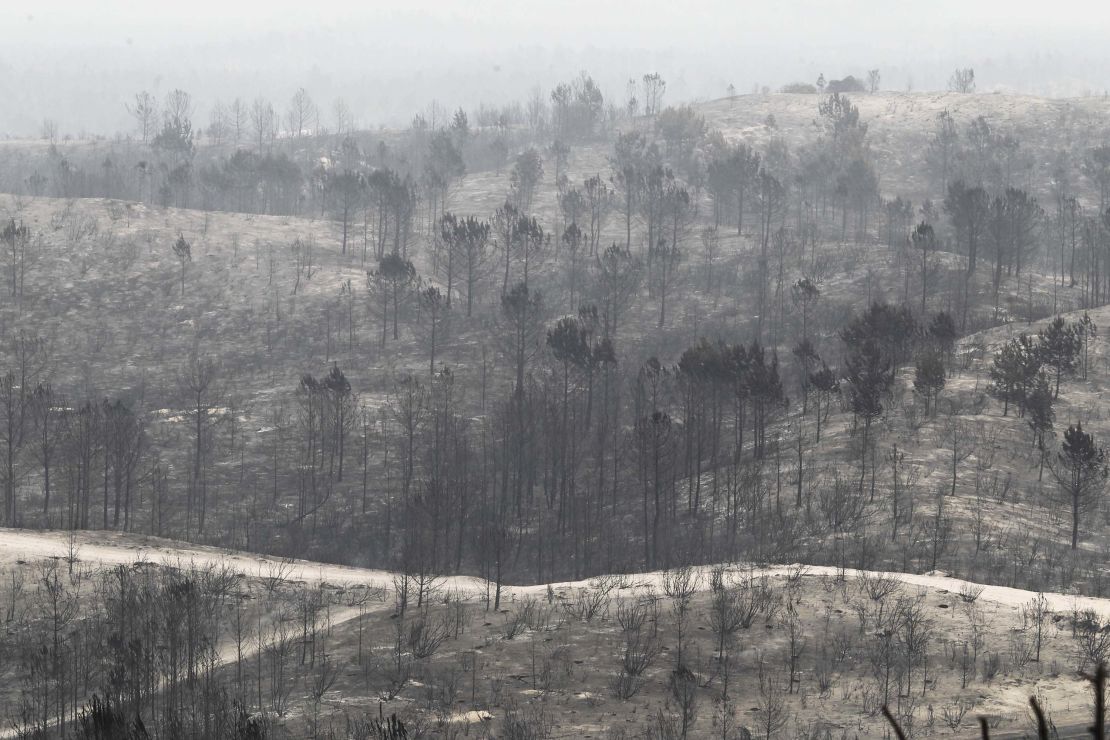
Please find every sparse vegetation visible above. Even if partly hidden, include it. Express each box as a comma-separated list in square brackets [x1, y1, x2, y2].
[2, 18, 1110, 736]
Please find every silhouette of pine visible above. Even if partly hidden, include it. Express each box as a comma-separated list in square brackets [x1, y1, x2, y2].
[883, 662, 1106, 739]
[368, 712, 408, 739]
[231, 701, 267, 739]
[77, 694, 149, 740]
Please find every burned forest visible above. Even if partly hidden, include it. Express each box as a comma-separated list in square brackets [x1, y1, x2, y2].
[3, 2, 1110, 737]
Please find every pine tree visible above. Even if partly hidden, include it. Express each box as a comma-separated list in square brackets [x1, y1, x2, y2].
[171, 234, 191, 296]
[1038, 316, 1081, 398]
[927, 311, 958, 365]
[913, 350, 946, 416]
[987, 334, 1041, 416]
[841, 302, 917, 370]
[809, 363, 839, 442]
[1075, 312, 1097, 380]
[368, 253, 417, 346]
[1026, 372, 1054, 480]
[844, 338, 892, 494]
[1051, 422, 1106, 549]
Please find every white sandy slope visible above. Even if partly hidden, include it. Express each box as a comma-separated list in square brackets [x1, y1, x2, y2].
[1, 527, 1106, 615]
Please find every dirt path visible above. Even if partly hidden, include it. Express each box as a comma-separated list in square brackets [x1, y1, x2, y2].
[0, 528, 486, 591]
[2, 528, 1106, 618]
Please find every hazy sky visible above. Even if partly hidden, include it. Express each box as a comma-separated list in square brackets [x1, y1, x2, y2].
[4, 1, 1098, 42]
[2, 1, 1109, 137]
